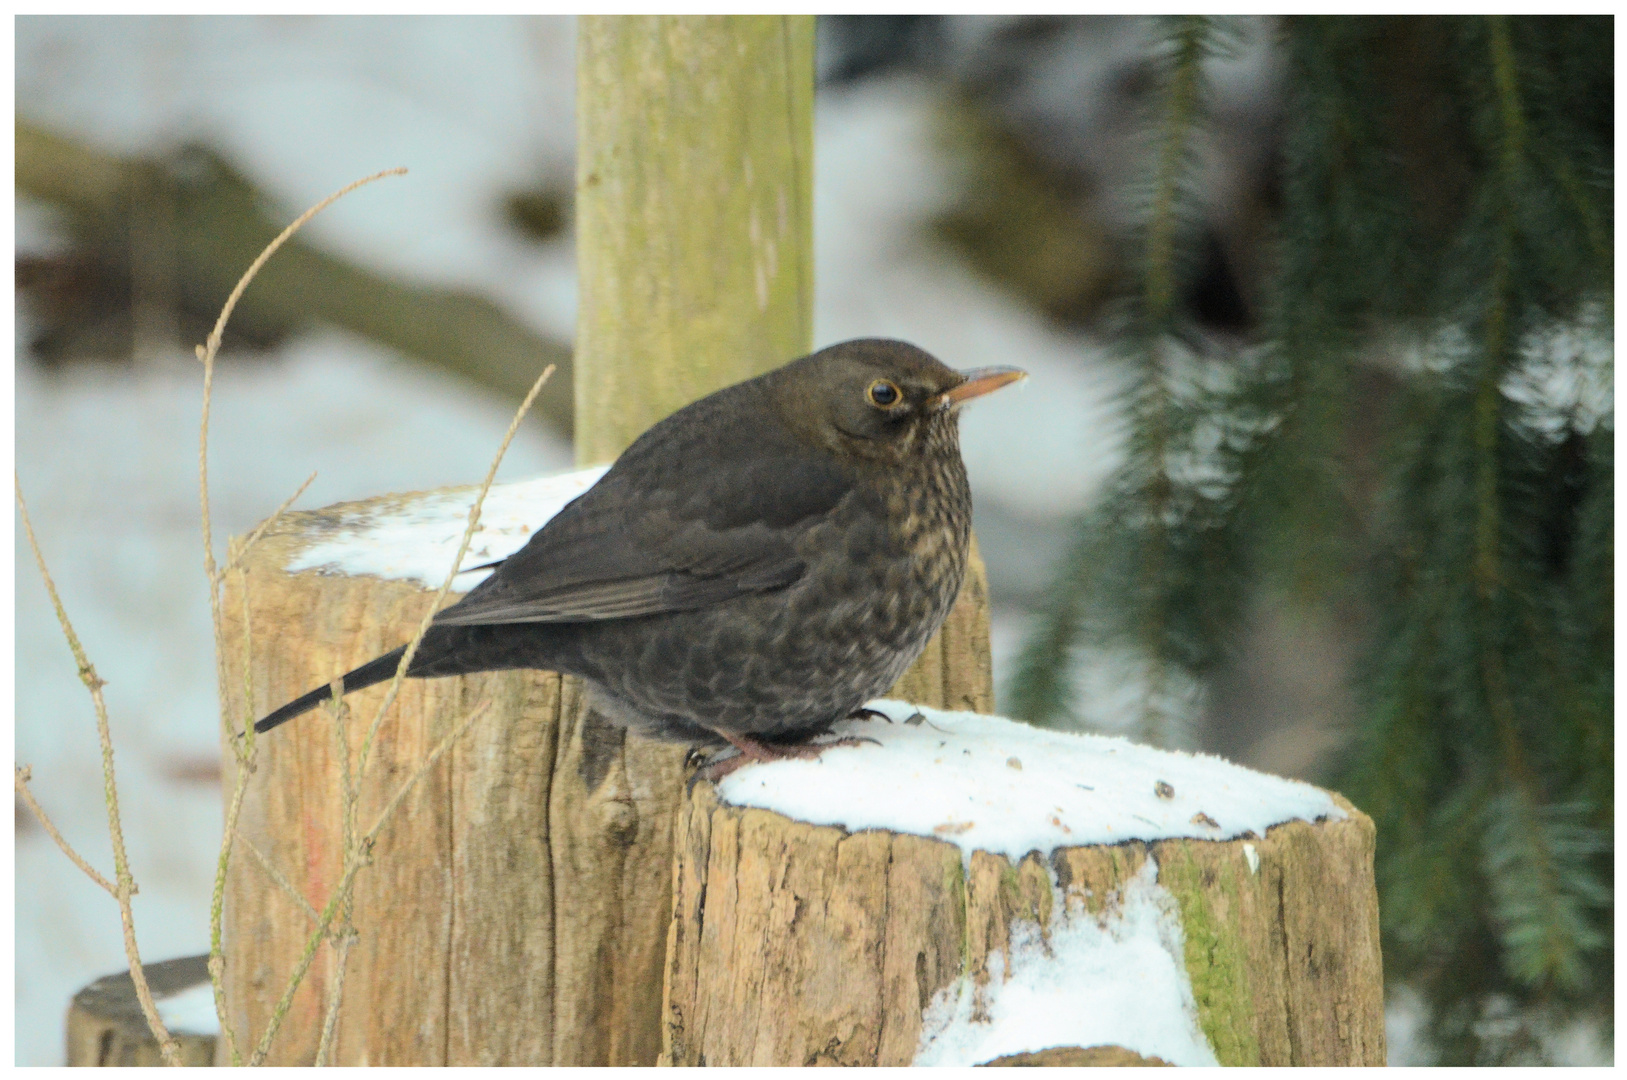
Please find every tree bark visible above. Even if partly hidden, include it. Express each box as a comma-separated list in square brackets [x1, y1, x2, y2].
[661, 787, 1385, 1066]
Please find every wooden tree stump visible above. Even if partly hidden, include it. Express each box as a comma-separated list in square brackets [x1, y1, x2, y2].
[660, 708, 1385, 1067]
[216, 478, 993, 1065]
[66, 954, 217, 1067]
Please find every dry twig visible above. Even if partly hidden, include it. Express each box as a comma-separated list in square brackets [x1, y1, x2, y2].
[198, 177, 550, 1066]
[249, 697, 493, 1065]
[192, 167, 405, 1063]
[14, 767, 115, 895]
[237, 832, 319, 927]
[175, 162, 540, 1066]
[15, 479, 183, 1066]
[224, 470, 317, 578]
[313, 688, 357, 1067]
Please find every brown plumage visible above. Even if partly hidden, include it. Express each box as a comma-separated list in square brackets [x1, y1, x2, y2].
[254, 338, 1024, 778]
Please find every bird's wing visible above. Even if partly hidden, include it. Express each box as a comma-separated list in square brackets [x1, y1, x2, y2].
[431, 447, 855, 626]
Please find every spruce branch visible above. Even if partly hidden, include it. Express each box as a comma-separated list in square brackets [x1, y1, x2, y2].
[1482, 791, 1611, 992]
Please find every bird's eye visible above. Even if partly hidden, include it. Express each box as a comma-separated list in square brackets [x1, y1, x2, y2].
[866, 379, 902, 408]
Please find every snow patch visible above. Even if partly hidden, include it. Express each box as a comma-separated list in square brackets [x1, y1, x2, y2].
[155, 980, 221, 1037]
[714, 701, 1343, 861]
[285, 465, 609, 589]
[913, 858, 1217, 1067]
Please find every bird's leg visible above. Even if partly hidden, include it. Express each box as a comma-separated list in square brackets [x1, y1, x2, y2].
[693, 730, 878, 783]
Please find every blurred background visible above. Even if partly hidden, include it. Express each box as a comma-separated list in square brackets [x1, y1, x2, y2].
[14, 15, 1611, 1065]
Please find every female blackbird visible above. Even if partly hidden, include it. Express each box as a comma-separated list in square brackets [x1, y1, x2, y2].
[254, 338, 1024, 776]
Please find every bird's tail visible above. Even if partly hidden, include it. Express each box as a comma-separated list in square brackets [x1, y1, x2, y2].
[253, 646, 409, 734]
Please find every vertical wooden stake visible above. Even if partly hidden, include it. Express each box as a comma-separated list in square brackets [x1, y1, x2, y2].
[574, 14, 816, 463]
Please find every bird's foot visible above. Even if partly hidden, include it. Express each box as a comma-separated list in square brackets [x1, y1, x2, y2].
[847, 706, 893, 723]
[692, 732, 879, 785]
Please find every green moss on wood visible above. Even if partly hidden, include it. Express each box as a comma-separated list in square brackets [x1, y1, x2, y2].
[1157, 846, 1259, 1066]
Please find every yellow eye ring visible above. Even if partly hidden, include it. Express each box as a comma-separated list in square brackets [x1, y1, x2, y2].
[866, 379, 902, 408]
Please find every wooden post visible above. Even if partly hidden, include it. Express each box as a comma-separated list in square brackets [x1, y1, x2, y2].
[662, 785, 1386, 1066]
[217, 14, 996, 1066]
[574, 14, 815, 465]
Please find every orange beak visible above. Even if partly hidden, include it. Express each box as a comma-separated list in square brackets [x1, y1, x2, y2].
[931, 366, 1028, 411]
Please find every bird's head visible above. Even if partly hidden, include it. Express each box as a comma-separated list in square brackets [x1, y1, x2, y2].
[771, 338, 1026, 464]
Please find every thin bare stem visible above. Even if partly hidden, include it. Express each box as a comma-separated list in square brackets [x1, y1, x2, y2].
[200, 169, 404, 750]
[250, 357, 545, 1060]
[237, 833, 318, 926]
[16, 478, 182, 1066]
[319, 695, 356, 1067]
[190, 168, 402, 1061]
[14, 767, 115, 894]
[249, 862, 358, 1066]
[312, 930, 354, 1067]
[313, 690, 357, 1067]
[355, 363, 555, 778]
[330, 685, 357, 858]
[206, 570, 257, 1064]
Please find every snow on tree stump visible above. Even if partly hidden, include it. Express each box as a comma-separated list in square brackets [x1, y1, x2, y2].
[217, 469, 994, 1065]
[660, 704, 1385, 1066]
[65, 954, 218, 1066]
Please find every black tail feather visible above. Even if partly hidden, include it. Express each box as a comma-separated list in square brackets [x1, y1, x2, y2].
[253, 646, 409, 734]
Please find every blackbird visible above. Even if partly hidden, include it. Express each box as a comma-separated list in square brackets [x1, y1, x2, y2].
[254, 338, 1025, 777]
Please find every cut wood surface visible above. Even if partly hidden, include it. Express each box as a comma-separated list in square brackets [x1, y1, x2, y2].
[216, 483, 993, 1065]
[662, 769, 1384, 1066]
[66, 954, 217, 1067]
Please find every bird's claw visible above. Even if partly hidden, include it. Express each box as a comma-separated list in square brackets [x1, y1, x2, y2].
[826, 734, 882, 749]
[687, 731, 879, 788]
[690, 747, 749, 787]
[847, 707, 893, 724]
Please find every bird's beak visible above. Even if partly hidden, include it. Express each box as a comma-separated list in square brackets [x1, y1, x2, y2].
[931, 366, 1028, 411]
